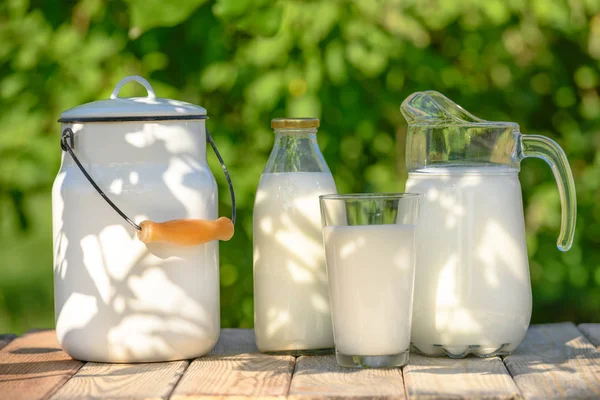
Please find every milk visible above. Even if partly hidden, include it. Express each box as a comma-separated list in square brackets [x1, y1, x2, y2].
[323, 224, 416, 356]
[405, 166, 532, 356]
[253, 172, 337, 352]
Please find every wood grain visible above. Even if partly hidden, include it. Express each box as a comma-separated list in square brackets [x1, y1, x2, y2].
[503, 322, 600, 399]
[138, 217, 234, 246]
[0, 334, 16, 351]
[2, 326, 600, 400]
[578, 324, 600, 348]
[0, 330, 83, 400]
[404, 354, 521, 400]
[171, 353, 295, 399]
[289, 354, 405, 399]
[50, 360, 188, 400]
[208, 328, 258, 355]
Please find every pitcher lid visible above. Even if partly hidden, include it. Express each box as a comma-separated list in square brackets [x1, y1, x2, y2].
[59, 76, 207, 123]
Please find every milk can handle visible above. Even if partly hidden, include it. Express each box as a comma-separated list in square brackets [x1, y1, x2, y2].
[60, 127, 236, 229]
[110, 76, 156, 99]
[207, 128, 236, 224]
[518, 134, 576, 251]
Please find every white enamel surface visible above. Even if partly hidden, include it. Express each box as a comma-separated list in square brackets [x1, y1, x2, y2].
[405, 167, 532, 356]
[60, 76, 206, 120]
[52, 119, 219, 362]
[253, 172, 337, 352]
[323, 224, 416, 356]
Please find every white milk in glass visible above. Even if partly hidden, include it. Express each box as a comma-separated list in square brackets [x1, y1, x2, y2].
[254, 172, 336, 352]
[405, 166, 532, 356]
[323, 224, 416, 356]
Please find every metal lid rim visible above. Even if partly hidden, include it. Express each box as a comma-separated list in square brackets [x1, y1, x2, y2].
[58, 115, 209, 123]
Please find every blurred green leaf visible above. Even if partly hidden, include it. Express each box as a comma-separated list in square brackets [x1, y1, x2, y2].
[213, 0, 252, 20]
[124, 0, 208, 34]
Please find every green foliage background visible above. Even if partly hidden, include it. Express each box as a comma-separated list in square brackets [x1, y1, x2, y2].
[1, 0, 599, 334]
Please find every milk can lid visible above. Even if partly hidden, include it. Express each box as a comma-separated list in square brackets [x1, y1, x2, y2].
[59, 76, 207, 122]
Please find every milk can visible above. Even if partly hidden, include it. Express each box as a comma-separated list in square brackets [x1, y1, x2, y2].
[52, 76, 235, 362]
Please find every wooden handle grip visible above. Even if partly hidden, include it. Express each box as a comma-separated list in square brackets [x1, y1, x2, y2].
[137, 217, 234, 246]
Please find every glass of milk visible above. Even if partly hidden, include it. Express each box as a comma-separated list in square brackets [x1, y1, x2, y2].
[319, 193, 420, 368]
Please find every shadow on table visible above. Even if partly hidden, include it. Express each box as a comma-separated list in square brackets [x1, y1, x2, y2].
[0, 330, 79, 381]
[224, 353, 366, 376]
[11, 347, 61, 354]
[412, 323, 600, 378]
[72, 362, 184, 378]
[0, 360, 78, 382]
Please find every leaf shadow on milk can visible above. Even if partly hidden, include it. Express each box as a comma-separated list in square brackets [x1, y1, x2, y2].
[53, 121, 219, 362]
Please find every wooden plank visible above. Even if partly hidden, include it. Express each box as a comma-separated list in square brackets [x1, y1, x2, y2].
[289, 354, 405, 399]
[50, 360, 188, 400]
[403, 354, 521, 400]
[52, 329, 257, 400]
[208, 328, 258, 355]
[0, 330, 83, 400]
[171, 353, 295, 399]
[0, 334, 16, 351]
[579, 324, 600, 348]
[503, 322, 600, 399]
[171, 328, 294, 398]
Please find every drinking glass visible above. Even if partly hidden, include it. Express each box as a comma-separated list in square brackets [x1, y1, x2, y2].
[319, 193, 420, 368]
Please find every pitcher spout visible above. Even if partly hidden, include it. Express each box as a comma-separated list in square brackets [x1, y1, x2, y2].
[401, 91, 517, 129]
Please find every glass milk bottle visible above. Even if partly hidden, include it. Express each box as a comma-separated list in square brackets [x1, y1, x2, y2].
[253, 118, 337, 353]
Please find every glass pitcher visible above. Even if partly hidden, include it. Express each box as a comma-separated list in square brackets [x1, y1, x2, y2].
[401, 91, 576, 358]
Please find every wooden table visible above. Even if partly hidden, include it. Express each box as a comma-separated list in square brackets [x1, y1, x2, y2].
[1, 323, 599, 399]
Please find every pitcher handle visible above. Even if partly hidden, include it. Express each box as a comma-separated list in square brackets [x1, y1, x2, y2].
[519, 134, 577, 251]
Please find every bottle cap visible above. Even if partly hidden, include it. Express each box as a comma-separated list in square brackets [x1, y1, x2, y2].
[271, 118, 319, 129]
